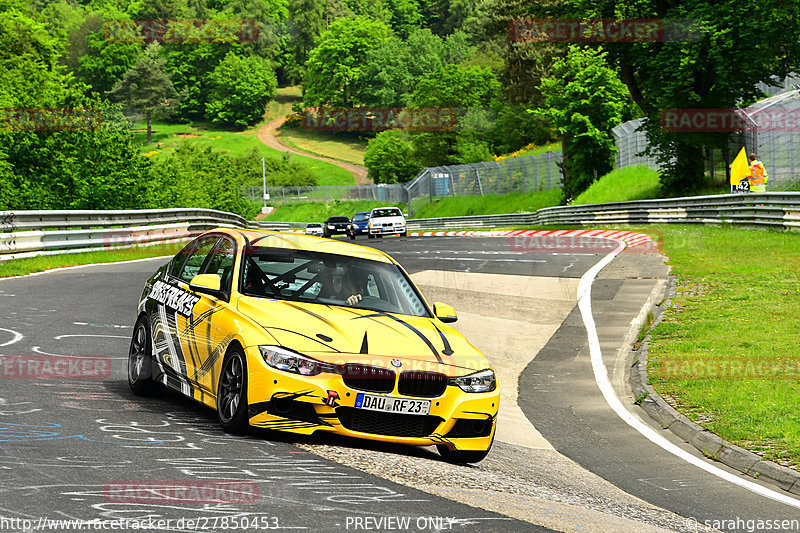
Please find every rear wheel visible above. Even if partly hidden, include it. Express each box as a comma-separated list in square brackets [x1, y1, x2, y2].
[217, 348, 249, 434]
[128, 316, 157, 396]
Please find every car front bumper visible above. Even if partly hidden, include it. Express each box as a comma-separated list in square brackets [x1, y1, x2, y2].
[243, 347, 498, 451]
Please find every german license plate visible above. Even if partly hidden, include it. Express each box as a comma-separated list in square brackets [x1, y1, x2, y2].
[354, 393, 430, 415]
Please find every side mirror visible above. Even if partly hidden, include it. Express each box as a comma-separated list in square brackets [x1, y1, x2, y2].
[433, 302, 458, 323]
[189, 273, 222, 295]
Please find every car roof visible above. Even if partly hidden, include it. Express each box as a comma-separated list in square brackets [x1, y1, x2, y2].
[204, 228, 395, 263]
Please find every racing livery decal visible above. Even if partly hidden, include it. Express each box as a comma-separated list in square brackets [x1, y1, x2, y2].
[148, 280, 200, 318]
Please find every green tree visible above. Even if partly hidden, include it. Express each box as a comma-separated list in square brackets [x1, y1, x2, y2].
[537, 0, 800, 195]
[409, 64, 502, 166]
[205, 52, 277, 128]
[303, 16, 389, 106]
[360, 29, 473, 108]
[164, 41, 236, 120]
[108, 42, 180, 143]
[76, 24, 142, 94]
[538, 46, 628, 200]
[363, 129, 421, 183]
[412, 63, 501, 108]
[287, 0, 325, 81]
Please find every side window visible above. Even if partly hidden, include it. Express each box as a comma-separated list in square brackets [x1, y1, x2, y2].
[177, 236, 219, 283]
[168, 241, 196, 279]
[202, 238, 236, 293]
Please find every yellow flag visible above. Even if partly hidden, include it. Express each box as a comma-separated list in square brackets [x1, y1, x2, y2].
[730, 147, 750, 185]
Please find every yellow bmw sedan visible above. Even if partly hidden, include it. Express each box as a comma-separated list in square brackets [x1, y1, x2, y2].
[128, 228, 499, 463]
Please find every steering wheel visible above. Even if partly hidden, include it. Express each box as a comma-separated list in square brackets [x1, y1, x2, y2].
[356, 296, 399, 313]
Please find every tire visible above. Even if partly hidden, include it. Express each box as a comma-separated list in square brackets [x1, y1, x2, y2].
[368, 234, 375, 239]
[128, 316, 157, 396]
[401, 231, 407, 237]
[436, 434, 494, 464]
[349, 231, 355, 240]
[217, 348, 249, 434]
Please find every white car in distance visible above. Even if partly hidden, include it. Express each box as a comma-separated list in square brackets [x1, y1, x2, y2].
[304, 222, 324, 237]
[368, 207, 406, 238]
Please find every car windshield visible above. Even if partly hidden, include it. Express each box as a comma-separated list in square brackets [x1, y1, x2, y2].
[372, 208, 401, 218]
[329, 217, 349, 222]
[353, 213, 368, 221]
[240, 247, 429, 317]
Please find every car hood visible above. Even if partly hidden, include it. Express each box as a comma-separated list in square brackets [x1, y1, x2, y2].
[237, 297, 489, 373]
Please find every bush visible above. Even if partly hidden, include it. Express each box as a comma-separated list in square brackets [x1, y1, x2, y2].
[363, 129, 421, 183]
[146, 144, 260, 219]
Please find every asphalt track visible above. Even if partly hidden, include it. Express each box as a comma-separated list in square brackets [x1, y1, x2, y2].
[0, 235, 799, 532]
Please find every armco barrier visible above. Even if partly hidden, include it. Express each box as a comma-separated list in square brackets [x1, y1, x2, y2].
[406, 192, 800, 231]
[3, 192, 799, 261]
[0, 208, 299, 261]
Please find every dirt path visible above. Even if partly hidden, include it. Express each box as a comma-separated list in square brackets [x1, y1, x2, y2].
[256, 115, 372, 186]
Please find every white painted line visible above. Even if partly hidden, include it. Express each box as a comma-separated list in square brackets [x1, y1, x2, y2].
[578, 242, 800, 508]
[420, 257, 546, 263]
[54, 334, 130, 340]
[0, 328, 23, 347]
[0, 255, 172, 282]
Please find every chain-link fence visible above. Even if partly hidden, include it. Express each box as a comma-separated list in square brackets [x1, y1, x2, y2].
[244, 152, 564, 215]
[243, 184, 408, 206]
[405, 152, 563, 215]
[614, 88, 800, 191]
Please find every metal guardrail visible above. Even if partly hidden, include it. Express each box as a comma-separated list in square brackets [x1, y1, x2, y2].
[3, 193, 799, 261]
[407, 192, 800, 231]
[0, 208, 303, 261]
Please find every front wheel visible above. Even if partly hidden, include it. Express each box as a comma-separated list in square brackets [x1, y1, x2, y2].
[349, 231, 355, 240]
[368, 234, 375, 239]
[128, 316, 157, 395]
[217, 348, 249, 434]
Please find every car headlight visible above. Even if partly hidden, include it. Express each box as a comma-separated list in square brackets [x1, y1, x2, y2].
[328, 224, 335, 229]
[449, 369, 496, 393]
[259, 346, 333, 376]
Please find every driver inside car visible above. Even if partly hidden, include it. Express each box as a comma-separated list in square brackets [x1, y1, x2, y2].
[326, 266, 365, 306]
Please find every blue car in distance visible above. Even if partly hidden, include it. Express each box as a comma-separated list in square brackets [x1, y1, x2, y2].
[348, 212, 370, 239]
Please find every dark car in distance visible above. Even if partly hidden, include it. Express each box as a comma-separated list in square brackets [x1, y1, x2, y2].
[348, 212, 370, 239]
[324, 216, 350, 238]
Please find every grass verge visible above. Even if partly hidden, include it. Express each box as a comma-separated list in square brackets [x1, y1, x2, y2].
[572, 165, 661, 205]
[0, 243, 188, 279]
[411, 189, 563, 218]
[278, 127, 368, 166]
[645, 224, 800, 468]
[132, 119, 355, 187]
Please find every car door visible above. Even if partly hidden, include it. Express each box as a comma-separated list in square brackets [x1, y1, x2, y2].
[191, 236, 238, 399]
[152, 234, 220, 400]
